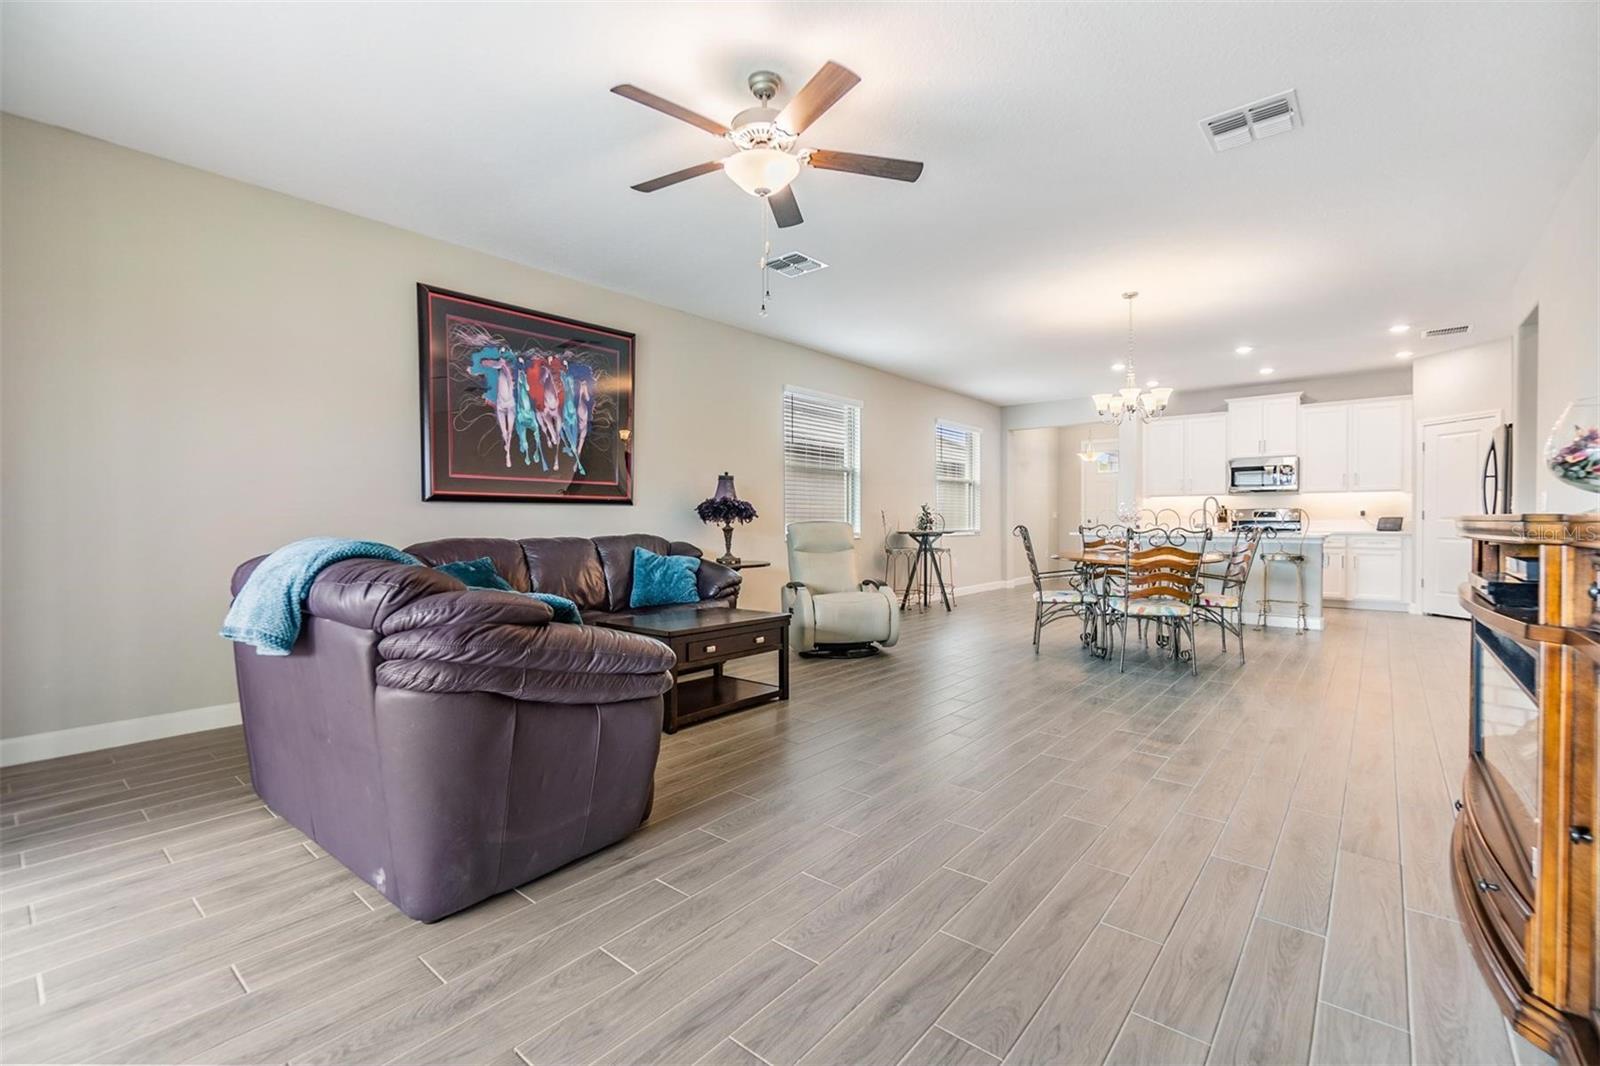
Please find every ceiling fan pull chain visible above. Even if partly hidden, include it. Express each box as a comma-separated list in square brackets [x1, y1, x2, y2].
[759, 197, 772, 317]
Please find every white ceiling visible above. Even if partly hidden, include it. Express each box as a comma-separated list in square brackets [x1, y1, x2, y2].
[3, 2, 1595, 406]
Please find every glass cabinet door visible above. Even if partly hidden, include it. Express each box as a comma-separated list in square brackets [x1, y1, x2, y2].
[1472, 621, 1542, 867]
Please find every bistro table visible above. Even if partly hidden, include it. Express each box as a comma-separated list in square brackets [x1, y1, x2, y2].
[899, 529, 952, 612]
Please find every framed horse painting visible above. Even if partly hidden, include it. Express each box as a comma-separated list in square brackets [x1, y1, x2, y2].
[417, 284, 635, 503]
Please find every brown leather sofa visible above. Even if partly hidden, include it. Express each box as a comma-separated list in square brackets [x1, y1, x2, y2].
[405, 532, 742, 621]
[229, 533, 733, 922]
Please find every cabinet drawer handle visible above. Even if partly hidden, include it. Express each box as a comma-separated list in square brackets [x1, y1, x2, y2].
[1572, 826, 1594, 844]
[754, 636, 766, 645]
[704, 644, 717, 653]
[1476, 878, 1501, 893]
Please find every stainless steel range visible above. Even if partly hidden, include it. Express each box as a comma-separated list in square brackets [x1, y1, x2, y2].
[1230, 507, 1304, 533]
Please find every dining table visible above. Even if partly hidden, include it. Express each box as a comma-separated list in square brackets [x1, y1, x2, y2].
[1058, 545, 1228, 659]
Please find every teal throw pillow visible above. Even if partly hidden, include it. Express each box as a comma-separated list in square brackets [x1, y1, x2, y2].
[526, 592, 582, 624]
[630, 547, 701, 609]
[433, 556, 515, 591]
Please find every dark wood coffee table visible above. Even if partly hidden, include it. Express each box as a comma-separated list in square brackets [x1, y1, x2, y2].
[596, 607, 790, 733]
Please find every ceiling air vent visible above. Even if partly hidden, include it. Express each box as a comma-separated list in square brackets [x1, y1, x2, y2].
[1422, 324, 1472, 339]
[765, 252, 828, 278]
[1201, 90, 1301, 152]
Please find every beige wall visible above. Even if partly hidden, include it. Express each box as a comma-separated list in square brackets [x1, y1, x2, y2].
[1511, 136, 1599, 514]
[1412, 338, 1513, 425]
[1003, 428, 1057, 580]
[0, 115, 1004, 741]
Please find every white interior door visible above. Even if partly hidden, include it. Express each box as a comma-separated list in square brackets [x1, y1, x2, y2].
[1081, 438, 1120, 527]
[1421, 414, 1499, 617]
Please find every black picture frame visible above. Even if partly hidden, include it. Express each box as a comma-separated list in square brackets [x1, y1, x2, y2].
[417, 283, 635, 503]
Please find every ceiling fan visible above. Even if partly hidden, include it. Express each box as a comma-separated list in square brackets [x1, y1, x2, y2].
[611, 61, 924, 228]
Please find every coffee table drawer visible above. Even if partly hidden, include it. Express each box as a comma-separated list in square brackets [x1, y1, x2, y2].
[684, 628, 779, 664]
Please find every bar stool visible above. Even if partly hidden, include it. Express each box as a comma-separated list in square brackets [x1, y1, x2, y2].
[1256, 510, 1310, 635]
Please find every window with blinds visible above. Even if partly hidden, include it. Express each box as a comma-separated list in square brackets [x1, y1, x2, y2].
[935, 421, 981, 533]
[782, 388, 862, 535]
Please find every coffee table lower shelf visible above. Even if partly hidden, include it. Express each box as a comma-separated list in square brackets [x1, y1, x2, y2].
[670, 673, 782, 732]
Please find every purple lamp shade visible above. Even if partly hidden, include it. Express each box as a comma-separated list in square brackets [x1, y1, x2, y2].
[712, 472, 738, 502]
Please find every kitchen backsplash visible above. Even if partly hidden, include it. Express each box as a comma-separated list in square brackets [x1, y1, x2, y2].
[1139, 490, 1412, 526]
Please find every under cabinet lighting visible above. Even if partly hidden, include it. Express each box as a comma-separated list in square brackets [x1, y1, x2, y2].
[1389, 324, 1411, 334]
[1259, 367, 1275, 375]
[1235, 346, 1254, 355]
[1394, 350, 1413, 360]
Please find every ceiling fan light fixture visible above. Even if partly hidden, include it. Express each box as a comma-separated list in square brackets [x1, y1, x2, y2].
[722, 148, 800, 197]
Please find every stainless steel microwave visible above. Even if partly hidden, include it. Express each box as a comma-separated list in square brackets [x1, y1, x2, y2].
[1227, 456, 1298, 493]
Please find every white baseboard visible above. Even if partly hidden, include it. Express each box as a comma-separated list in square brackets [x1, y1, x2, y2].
[1260, 614, 1326, 632]
[1, 702, 242, 768]
[955, 579, 1013, 597]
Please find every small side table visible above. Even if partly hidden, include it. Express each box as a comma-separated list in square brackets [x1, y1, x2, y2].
[899, 530, 952, 612]
[720, 560, 770, 571]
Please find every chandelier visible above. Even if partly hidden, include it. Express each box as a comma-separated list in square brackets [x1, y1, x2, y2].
[1092, 291, 1173, 425]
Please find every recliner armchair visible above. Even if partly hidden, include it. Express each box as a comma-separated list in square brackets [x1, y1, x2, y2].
[782, 521, 900, 656]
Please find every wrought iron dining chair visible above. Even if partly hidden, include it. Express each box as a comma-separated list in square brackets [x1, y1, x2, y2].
[1194, 528, 1261, 663]
[1014, 525, 1095, 652]
[1102, 527, 1209, 675]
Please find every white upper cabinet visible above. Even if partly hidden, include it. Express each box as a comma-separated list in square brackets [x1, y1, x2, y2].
[1261, 395, 1300, 455]
[1299, 403, 1353, 492]
[1296, 396, 1411, 493]
[1185, 415, 1229, 495]
[1226, 393, 1301, 458]
[1142, 414, 1229, 496]
[1142, 419, 1187, 496]
[1349, 398, 1409, 490]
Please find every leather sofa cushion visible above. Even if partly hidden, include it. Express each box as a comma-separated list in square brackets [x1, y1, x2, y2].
[376, 659, 671, 704]
[379, 590, 554, 634]
[405, 538, 531, 592]
[520, 537, 609, 613]
[377, 619, 675, 678]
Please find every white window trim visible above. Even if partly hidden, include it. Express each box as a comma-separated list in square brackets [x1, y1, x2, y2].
[782, 385, 864, 538]
[934, 418, 983, 536]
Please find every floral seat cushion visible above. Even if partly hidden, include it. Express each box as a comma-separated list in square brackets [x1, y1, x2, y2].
[1108, 597, 1192, 618]
[1035, 588, 1092, 604]
[1199, 592, 1240, 608]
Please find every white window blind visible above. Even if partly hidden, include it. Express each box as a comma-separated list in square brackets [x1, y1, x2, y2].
[935, 421, 981, 533]
[783, 388, 862, 534]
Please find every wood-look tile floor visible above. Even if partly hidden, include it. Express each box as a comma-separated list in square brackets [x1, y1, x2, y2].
[0, 589, 1550, 1065]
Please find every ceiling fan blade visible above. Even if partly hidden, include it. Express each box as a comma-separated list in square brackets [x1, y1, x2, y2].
[768, 186, 803, 228]
[776, 61, 860, 135]
[806, 149, 924, 183]
[630, 160, 724, 193]
[611, 85, 730, 137]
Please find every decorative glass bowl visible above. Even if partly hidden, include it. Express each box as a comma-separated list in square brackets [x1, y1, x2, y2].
[1544, 398, 1600, 494]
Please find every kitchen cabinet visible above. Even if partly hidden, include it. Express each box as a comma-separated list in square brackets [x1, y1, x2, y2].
[1297, 397, 1412, 492]
[1142, 419, 1187, 496]
[1323, 538, 1348, 599]
[1323, 534, 1409, 604]
[1299, 404, 1352, 492]
[1185, 415, 1229, 495]
[1349, 399, 1408, 490]
[1141, 414, 1227, 496]
[1226, 393, 1301, 458]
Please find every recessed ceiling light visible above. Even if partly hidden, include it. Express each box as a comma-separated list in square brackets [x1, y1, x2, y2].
[1235, 346, 1254, 356]
[1259, 367, 1275, 375]
[1146, 379, 1160, 388]
[1394, 350, 1413, 359]
[1389, 324, 1411, 334]
[1111, 362, 1126, 371]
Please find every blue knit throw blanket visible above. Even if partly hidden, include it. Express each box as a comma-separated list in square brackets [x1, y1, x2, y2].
[221, 537, 418, 656]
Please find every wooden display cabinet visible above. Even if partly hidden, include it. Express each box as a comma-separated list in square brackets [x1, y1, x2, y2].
[1455, 514, 1600, 1062]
